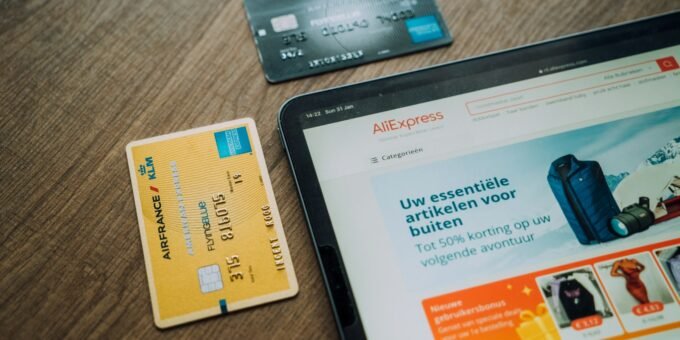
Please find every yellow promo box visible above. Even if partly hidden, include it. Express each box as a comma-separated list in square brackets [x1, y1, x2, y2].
[126, 118, 297, 328]
[515, 303, 560, 340]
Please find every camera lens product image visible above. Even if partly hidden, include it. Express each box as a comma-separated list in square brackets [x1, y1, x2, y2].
[610, 197, 655, 237]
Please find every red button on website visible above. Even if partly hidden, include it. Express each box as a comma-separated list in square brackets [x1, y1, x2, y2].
[632, 301, 664, 316]
[656, 56, 679, 72]
[571, 315, 603, 330]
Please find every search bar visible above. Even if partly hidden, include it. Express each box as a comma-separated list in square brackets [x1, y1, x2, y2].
[465, 56, 679, 116]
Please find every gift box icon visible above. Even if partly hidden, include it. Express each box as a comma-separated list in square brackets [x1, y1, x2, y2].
[515, 303, 560, 340]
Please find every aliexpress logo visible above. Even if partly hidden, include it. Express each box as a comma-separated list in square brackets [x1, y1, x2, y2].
[372, 112, 444, 134]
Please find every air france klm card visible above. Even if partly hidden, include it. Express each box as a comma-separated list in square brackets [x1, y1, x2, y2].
[244, 0, 452, 82]
[126, 118, 298, 328]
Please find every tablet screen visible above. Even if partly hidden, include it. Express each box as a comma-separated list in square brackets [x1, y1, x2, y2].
[295, 18, 680, 339]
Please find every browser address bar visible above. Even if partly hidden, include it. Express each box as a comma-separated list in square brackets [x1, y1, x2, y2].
[465, 56, 680, 116]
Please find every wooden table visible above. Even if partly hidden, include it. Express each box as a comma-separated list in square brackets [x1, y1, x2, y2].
[2, 0, 678, 338]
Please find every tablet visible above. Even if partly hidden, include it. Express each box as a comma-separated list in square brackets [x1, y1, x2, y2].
[279, 11, 680, 339]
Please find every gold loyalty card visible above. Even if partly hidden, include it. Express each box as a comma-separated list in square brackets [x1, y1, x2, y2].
[126, 118, 298, 328]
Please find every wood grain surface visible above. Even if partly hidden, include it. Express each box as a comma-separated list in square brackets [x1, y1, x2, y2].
[1, 0, 679, 338]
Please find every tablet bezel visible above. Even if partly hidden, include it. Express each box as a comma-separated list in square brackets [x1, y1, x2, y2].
[278, 11, 680, 339]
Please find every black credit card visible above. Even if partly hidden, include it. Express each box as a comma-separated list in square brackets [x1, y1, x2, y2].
[243, 0, 453, 83]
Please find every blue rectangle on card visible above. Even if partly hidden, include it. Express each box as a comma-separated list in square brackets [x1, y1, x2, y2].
[406, 15, 444, 44]
[214, 127, 252, 158]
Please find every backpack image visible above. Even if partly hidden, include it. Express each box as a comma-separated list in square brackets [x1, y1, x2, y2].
[548, 154, 621, 245]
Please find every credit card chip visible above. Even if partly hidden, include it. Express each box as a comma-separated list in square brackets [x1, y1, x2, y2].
[198, 264, 224, 293]
[271, 14, 298, 33]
